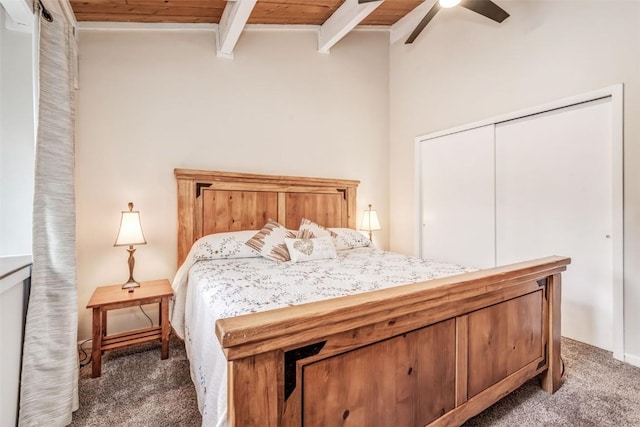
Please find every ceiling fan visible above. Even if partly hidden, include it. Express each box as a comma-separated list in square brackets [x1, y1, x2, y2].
[359, 0, 510, 44]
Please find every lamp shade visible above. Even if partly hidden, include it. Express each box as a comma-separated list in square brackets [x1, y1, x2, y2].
[360, 205, 381, 232]
[114, 203, 146, 246]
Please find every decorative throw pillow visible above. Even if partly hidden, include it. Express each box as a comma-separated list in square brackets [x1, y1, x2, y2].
[328, 228, 373, 251]
[246, 220, 296, 262]
[284, 236, 337, 263]
[191, 230, 260, 261]
[297, 218, 338, 239]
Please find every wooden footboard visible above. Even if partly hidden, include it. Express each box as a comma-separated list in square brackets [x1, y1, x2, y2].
[216, 256, 570, 427]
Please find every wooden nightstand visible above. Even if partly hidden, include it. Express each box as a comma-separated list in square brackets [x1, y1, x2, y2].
[86, 279, 173, 378]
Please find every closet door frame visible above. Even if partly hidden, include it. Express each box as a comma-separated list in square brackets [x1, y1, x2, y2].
[415, 84, 624, 361]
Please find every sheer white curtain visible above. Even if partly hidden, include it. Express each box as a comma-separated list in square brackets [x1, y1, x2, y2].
[19, 5, 78, 426]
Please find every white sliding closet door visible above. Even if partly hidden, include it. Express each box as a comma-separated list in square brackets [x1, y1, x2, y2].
[495, 98, 613, 351]
[420, 125, 495, 269]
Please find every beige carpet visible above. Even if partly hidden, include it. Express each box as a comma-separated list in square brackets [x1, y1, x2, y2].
[70, 338, 199, 426]
[466, 338, 640, 426]
[70, 337, 640, 426]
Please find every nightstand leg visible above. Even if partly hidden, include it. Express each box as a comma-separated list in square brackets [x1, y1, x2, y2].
[101, 310, 107, 337]
[92, 307, 102, 378]
[160, 296, 170, 359]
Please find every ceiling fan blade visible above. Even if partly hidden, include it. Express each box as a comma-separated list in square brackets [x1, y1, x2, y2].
[460, 0, 509, 23]
[405, 1, 441, 44]
[358, 0, 382, 3]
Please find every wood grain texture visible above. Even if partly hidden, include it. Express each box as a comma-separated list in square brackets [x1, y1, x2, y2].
[456, 315, 469, 406]
[86, 279, 173, 308]
[281, 378, 301, 427]
[175, 169, 358, 265]
[70, 0, 422, 25]
[303, 320, 455, 427]
[101, 330, 164, 353]
[467, 291, 543, 398]
[249, 0, 342, 25]
[175, 168, 359, 188]
[228, 350, 282, 426]
[177, 177, 196, 268]
[345, 187, 357, 229]
[202, 190, 278, 234]
[87, 279, 173, 377]
[431, 358, 547, 427]
[91, 307, 102, 378]
[541, 273, 563, 393]
[361, 0, 423, 25]
[101, 310, 107, 337]
[161, 296, 170, 359]
[284, 192, 343, 230]
[70, 0, 226, 23]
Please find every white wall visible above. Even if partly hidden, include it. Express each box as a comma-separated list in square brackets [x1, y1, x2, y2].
[389, 1, 640, 362]
[0, 7, 34, 256]
[0, 5, 34, 427]
[75, 28, 390, 339]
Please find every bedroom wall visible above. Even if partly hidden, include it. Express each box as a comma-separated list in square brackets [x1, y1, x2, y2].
[0, 7, 34, 426]
[75, 27, 390, 339]
[389, 1, 640, 363]
[0, 8, 34, 257]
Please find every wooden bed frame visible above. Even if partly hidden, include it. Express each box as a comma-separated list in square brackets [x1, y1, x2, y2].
[175, 168, 570, 427]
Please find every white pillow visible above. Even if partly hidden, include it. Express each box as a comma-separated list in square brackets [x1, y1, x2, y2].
[328, 228, 373, 251]
[191, 230, 261, 261]
[284, 236, 337, 263]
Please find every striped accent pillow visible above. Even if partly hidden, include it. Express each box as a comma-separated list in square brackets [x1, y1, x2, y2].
[297, 218, 338, 239]
[246, 220, 296, 262]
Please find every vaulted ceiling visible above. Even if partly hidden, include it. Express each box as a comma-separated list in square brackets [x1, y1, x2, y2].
[70, 0, 438, 56]
[68, 1, 509, 57]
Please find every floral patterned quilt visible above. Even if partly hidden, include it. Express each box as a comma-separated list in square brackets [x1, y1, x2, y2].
[170, 233, 473, 427]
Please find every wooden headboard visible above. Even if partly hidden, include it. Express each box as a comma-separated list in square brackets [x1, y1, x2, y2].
[175, 169, 360, 266]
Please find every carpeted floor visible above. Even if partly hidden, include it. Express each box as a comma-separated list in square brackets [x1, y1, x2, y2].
[465, 338, 640, 426]
[70, 337, 640, 426]
[70, 338, 200, 426]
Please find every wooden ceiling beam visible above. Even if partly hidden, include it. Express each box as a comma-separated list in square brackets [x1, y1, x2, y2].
[317, 0, 385, 54]
[389, 0, 437, 45]
[216, 0, 257, 58]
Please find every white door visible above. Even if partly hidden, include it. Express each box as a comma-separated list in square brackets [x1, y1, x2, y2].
[495, 98, 613, 350]
[420, 125, 496, 269]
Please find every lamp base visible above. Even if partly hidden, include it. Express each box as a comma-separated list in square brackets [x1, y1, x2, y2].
[122, 246, 140, 292]
[122, 280, 140, 292]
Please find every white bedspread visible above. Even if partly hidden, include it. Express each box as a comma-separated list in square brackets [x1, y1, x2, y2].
[171, 245, 473, 427]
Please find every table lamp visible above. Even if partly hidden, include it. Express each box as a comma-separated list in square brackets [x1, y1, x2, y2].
[114, 202, 147, 290]
[360, 204, 381, 241]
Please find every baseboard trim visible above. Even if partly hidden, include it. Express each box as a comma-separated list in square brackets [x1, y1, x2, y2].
[624, 353, 640, 368]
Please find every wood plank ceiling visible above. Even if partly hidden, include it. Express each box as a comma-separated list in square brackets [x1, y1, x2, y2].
[70, 0, 423, 26]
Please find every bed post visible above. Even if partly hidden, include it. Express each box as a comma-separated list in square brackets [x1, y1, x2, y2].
[176, 173, 196, 267]
[346, 187, 357, 229]
[228, 350, 282, 426]
[541, 273, 562, 393]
